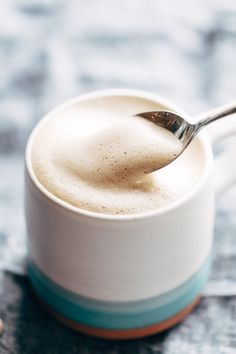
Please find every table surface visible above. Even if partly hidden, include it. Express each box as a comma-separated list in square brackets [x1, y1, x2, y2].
[1, 0, 236, 353]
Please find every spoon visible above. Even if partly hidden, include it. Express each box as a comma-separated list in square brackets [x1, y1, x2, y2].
[136, 102, 236, 168]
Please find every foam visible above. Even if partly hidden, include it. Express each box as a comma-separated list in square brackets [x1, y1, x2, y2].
[73, 117, 182, 186]
[31, 95, 204, 215]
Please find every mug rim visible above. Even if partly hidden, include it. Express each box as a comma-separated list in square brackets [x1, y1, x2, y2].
[25, 88, 213, 221]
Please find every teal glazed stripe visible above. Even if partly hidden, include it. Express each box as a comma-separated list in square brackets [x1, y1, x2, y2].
[28, 257, 210, 330]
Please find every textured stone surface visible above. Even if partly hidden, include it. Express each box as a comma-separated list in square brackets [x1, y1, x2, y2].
[1, 0, 236, 352]
[1, 273, 236, 354]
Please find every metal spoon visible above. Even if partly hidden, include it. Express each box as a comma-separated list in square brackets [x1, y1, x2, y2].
[136, 101, 236, 168]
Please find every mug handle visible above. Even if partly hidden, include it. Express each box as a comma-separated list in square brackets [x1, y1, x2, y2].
[207, 113, 236, 195]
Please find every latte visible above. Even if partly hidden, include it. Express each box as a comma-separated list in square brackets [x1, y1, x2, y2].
[31, 95, 204, 215]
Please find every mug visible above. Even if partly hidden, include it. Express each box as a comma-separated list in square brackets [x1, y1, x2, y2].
[25, 89, 236, 340]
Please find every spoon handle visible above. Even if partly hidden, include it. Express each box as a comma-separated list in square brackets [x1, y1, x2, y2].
[193, 102, 236, 135]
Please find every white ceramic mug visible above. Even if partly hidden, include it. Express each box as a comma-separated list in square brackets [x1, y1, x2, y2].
[25, 89, 236, 339]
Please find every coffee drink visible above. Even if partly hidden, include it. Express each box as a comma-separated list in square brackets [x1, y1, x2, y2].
[31, 95, 204, 215]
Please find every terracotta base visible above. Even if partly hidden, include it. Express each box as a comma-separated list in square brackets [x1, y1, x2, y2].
[40, 295, 201, 340]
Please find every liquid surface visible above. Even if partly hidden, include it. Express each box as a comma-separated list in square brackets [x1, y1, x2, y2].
[31, 95, 205, 215]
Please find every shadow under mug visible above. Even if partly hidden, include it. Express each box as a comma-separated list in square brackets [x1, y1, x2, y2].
[25, 89, 236, 339]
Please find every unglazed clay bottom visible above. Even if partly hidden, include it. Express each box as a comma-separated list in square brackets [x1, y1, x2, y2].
[43, 297, 201, 340]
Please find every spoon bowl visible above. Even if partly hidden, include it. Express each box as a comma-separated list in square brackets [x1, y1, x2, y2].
[136, 102, 236, 169]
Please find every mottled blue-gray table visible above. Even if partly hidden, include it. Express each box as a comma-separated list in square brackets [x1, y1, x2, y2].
[1, 1, 236, 353]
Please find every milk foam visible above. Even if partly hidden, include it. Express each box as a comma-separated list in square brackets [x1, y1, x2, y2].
[31, 95, 204, 215]
[72, 117, 182, 185]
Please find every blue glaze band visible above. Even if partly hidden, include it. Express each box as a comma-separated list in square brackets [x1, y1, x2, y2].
[28, 257, 210, 330]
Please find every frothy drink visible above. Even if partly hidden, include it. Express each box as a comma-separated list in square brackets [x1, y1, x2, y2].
[31, 95, 204, 215]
